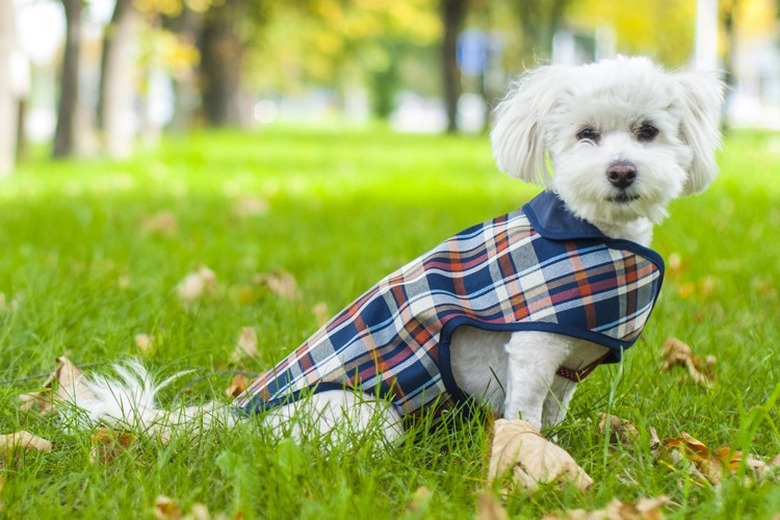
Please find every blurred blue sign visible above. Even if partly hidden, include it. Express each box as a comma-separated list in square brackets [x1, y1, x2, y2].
[457, 30, 502, 77]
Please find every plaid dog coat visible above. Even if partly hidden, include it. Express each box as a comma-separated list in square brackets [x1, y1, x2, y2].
[235, 191, 665, 417]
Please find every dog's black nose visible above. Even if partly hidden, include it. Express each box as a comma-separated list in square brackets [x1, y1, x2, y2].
[607, 162, 637, 189]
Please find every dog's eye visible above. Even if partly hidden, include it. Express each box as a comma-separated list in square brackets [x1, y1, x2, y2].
[636, 124, 659, 142]
[577, 128, 600, 142]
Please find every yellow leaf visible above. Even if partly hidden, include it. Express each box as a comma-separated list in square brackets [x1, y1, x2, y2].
[488, 419, 593, 493]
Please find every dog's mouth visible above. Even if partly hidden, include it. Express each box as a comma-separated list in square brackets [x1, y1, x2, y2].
[607, 192, 640, 204]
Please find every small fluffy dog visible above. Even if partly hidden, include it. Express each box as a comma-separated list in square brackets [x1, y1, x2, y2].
[69, 56, 723, 444]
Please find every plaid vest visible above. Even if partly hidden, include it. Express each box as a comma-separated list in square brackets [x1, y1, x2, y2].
[235, 191, 665, 417]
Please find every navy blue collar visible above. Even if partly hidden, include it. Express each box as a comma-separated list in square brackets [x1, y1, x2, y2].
[522, 191, 607, 241]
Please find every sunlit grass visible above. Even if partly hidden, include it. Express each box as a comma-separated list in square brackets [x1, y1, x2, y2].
[0, 127, 778, 518]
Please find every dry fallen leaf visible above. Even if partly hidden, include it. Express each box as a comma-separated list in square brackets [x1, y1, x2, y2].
[230, 327, 258, 363]
[90, 428, 137, 464]
[226, 373, 250, 398]
[177, 266, 217, 303]
[659, 338, 716, 387]
[598, 414, 640, 445]
[253, 270, 298, 301]
[135, 333, 154, 354]
[312, 302, 330, 327]
[542, 496, 670, 520]
[661, 433, 723, 484]
[18, 356, 95, 414]
[476, 490, 508, 520]
[233, 196, 269, 219]
[155, 495, 183, 520]
[186, 503, 212, 520]
[0, 292, 19, 314]
[140, 211, 178, 237]
[488, 419, 593, 493]
[0, 431, 52, 455]
[405, 486, 432, 515]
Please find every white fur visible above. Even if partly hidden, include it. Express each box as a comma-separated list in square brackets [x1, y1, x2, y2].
[66, 56, 723, 442]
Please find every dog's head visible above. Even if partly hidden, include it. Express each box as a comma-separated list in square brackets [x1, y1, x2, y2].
[491, 56, 724, 226]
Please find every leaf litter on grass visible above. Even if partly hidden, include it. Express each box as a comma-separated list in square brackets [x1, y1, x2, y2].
[487, 418, 593, 493]
[658, 337, 716, 387]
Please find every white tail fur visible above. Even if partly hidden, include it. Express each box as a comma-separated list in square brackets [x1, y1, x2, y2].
[64, 361, 404, 444]
[64, 361, 234, 441]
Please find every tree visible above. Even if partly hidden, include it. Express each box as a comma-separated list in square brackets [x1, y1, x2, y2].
[440, 0, 468, 133]
[198, 0, 249, 126]
[516, 0, 569, 61]
[98, 0, 138, 157]
[0, 0, 18, 175]
[53, 0, 83, 158]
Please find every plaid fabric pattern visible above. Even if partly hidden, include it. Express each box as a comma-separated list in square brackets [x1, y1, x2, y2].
[235, 192, 664, 417]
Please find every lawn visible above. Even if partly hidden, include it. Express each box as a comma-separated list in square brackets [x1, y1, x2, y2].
[0, 127, 778, 519]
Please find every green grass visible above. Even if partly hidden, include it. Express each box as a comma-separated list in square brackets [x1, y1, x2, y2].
[1, 127, 779, 518]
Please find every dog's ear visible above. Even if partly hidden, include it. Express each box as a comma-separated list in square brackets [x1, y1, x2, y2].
[674, 71, 725, 195]
[490, 65, 567, 185]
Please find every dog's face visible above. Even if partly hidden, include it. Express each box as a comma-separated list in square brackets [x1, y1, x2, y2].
[491, 57, 724, 226]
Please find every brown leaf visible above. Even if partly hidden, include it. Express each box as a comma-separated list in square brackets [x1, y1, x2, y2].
[90, 428, 137, 464]
[661, 433, 723, 484]
[18, 356, 95, 415]
[312, 302, 330, 327]
[140, 211, 178, 237]
[487, 419, 593, 493]
[154, 495, 183, 520]
[542, 496, 670, 520]
[225, 374, 250, 398]
[0, 431, 52, 455]
[253, 270, 297, 301]
[659, 338, 716, 387]
[598, 414, 640, 445]
[177, 266, 217, 303]
[476, 490, 508, 520]
[230, 327, 258, 363]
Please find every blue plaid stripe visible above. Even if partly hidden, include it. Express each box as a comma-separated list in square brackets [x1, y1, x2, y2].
[236, 194, 664, 417]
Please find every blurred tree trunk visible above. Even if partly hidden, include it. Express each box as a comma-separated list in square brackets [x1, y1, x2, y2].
[98, 0, 137, 157]
[53, 0, 82, 158]
[0, 0, 17, 175]
[441, 0, 468, 133]
[198, 0, 246, 127]
[517, 0, 569, 61]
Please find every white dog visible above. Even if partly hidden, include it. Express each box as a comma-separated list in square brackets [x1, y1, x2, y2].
[68, 56, 723, 444]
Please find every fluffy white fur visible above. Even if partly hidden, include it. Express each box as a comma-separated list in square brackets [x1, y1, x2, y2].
[66, 56, 723, 443]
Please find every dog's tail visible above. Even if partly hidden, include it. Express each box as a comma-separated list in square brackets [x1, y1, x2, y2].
[63, 360, 234, 441]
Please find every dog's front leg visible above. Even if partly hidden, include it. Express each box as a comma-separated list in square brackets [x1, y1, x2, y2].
[503, 331, 572, 430]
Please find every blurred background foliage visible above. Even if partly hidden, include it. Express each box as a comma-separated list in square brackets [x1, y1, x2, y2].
[0, 0, 779, 171]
